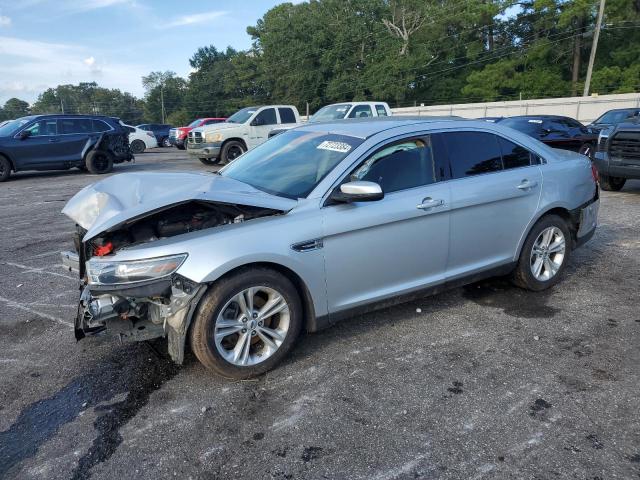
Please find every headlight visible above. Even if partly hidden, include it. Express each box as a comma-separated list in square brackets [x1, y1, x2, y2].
[87, 254, 187, 286]
[205, 131, 223, 143]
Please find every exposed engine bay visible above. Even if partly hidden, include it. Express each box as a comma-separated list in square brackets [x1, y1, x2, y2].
[85, 200, 279, 258]
[65, 200, 283, 363]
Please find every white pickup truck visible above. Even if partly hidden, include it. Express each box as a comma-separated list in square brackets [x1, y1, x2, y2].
[187, 105, 301, 165]
[268, 101, 393, 137]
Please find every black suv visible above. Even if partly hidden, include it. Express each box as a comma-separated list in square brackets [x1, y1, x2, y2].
[593, 120, 640, 191]
[137, 123, 172, 147]
[0, 114, 133, 182]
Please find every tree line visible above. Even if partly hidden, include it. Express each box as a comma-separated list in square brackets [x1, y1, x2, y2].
[1, 0, 638, 125]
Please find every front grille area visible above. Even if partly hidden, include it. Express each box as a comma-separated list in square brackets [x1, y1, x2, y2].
[188, 131, 204, 144]
[609, 131, 640, 162]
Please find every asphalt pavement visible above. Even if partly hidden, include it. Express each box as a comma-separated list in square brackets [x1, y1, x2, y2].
[0, 148, 638, 479]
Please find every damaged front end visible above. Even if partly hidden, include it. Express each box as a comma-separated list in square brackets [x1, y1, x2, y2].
[61, 172, 293, 364]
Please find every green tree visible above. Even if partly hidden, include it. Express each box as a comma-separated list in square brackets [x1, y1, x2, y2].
[141, 71, 187, 123]
[2, 98, 30, 119]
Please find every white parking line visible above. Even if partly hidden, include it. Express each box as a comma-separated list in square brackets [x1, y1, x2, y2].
[0, 295, 73, 327]
[4, 262, 76, 281]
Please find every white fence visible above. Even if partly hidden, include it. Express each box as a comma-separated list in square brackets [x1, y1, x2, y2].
[391, 92, 640, 123]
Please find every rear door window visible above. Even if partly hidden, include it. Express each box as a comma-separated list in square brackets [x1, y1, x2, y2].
[350, 137, 436, 193]
[375, 105, 388, 117]
[498, 137, 532, 169]
[254, 108, 277, 126]
[278, 108, 297, 124]
[348, 105, 373, 118]
[92, 120, 112, 132]
[59, 118, 93, 135]
[440, 131, 503, 179]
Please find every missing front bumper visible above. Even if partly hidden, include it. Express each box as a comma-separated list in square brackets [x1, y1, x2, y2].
[75, 276, 207, 363]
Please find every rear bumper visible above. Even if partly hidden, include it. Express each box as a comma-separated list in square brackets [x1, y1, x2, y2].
[187, 142, 221, 159]
[571, 191, 599, 249]
[593, 152, 640, 179]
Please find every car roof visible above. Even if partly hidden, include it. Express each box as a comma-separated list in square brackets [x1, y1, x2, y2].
[294, 116, 471, 139]
[30, 114, 117, 120]
[504, 115, 573, 120]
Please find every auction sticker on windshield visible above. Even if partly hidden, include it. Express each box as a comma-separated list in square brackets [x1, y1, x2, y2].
[317, 140, 352, 153]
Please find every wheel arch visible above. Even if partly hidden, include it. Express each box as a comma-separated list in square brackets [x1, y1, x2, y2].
[515, 205, 576, 259]
[189, 260, 318, 337]
[221, 137, 248, 151]
[0, 151, 16, 171]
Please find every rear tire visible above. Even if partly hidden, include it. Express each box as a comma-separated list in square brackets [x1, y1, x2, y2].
[599, 174, 626, 191]
[511, 214, 571, 291]
[0, 155, 12, 182]
[85, 150, 114, 175]
[190, 268, 303, 379]
[220, 140, 246, 164]
[578, 142, 594, 159]
[199, 158, 219, 166]
[130, 139, 146, 154]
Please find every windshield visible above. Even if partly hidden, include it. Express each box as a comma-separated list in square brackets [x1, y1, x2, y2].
[188, 119, 203, 127]
[500, 118, 543, 135]
[221, 130, 363, 199]
[0, 117, 33, 137]
[310, 104, 352, 122]
[594, 110, 635, 125]
[226, 107, 258, 124]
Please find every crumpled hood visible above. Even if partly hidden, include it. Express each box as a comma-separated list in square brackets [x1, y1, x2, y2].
[62, 172, 297, 241]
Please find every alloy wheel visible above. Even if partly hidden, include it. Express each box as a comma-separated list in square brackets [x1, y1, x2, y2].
[213, 286, 290, 366]
[530, 226, 566, 281]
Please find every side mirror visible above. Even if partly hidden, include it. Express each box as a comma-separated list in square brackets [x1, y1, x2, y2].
[331, 181, 384, 203]
[19, 130, 31, 140]
[251, 117, 264, 127]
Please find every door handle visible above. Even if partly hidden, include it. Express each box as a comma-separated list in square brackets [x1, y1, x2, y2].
[517, 180, 538, 190]
[416, 198, 444, 210]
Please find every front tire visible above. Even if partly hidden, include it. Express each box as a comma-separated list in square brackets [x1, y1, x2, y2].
[130, 139, 146, 154]
[85, 150, 114, 175]
[0, 156, 12, 182]
[161, 137, 171, 147]
[512, 214, 571, 291]
[220, 140, 246, 164]
[190, 268, 303, 379]
[599, 174, 626, 191]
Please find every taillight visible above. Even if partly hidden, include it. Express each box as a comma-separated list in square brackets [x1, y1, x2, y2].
[591, 163, 599, 183]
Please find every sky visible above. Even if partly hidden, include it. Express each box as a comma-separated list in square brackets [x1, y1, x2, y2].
[0, 0, 295, 104]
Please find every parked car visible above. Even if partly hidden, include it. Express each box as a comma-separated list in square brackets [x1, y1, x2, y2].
[268, 101, 392, 137]
[62, 117, 599, 378]
[123, 124, 157, 154]
[0, 114, 133, 182]
[187, 106, 301, 165]
[169, 118, 226, 150]
[588, 108, 640, 132]
[137, 123, 173, 147]
[593, 118, 640, 191]
[498, 115, 599, 158]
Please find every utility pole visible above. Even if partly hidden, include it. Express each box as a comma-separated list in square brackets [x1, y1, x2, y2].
[583, 0, 606, 97]
[160, 84, 166, 124]
[60, 98, 64, 114]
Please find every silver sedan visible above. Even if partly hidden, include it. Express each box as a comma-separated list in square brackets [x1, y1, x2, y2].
[62, 118, 599, 378]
